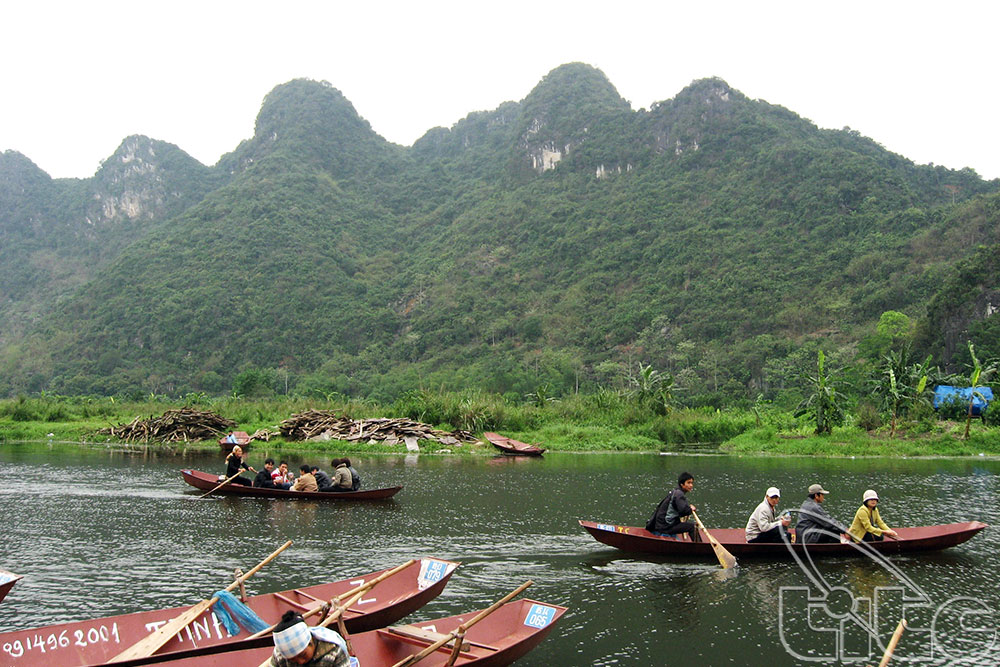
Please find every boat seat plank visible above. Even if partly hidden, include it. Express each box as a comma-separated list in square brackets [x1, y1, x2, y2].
[382, 625, 501, 652]
[273, 592, 314, 611]
[381, 626, 474, 654]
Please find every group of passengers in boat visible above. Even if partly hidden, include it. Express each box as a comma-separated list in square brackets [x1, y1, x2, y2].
[223, 446, 361, 492]
[649, 472, 899, 544]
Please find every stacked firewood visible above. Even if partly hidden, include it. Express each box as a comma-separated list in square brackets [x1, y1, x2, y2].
[99, 409, 236, 443]
[278, 410, 476, 446]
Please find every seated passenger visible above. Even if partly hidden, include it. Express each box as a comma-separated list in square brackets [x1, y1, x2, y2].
[848, 489, 899, 542]
[254, 458, 278, 488]
[269, 610, 352, 667]
[745, 486, 791, 543]
[646, 472, 701, 541]
[796, 483, 848, 543]
[328, 458, 354, 492]
[291, 465, 318, 492]
[346, 459, 361, 490]
[272, 461, 294, 489]
[311, 466, 334, 492]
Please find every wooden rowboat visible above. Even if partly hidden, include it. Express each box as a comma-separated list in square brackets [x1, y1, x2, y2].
[483, 433, 545, 457]
[91, 598, 567, 667]
[181, 469, 402, 500]
[0, 558, 459, 666]
[0, 568, 22, 604]
[579, 519, 988, 557]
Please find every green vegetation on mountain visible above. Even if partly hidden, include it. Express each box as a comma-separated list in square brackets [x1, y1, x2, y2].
[0, 63, 998, 421]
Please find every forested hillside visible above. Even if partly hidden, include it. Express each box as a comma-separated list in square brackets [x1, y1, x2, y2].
[1, 63, 997, 403]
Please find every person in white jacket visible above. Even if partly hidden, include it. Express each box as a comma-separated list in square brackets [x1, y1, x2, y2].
[745, 487, 791, 543]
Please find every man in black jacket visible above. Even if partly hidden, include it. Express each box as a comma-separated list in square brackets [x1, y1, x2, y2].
[647, 472, 701, 541]
[796, 483, 848, 543]
[254, 458, 278, 488]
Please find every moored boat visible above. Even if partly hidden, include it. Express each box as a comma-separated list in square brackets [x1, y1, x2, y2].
[0, 558, 458, 666]
[89, 597, 567, 667]
[483, 433, 545, 457]
[181, 469, 402, 500]
[579, 519, 988, 557]
[0, 569, 22, 604]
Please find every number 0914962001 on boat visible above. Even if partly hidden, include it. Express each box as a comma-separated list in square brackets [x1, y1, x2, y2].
[578, 519, 988, 557]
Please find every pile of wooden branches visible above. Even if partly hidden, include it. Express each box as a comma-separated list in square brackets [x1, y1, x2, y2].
[99, 409, 236, 443]
[278, 410, 476, 446]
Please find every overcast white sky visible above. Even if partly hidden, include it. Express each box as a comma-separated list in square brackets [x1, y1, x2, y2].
[2, 1, 997, 180]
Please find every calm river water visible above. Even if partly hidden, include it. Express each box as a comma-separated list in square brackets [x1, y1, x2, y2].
[0, 444, 997, 666]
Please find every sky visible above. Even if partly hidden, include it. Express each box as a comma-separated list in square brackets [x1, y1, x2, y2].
[2, 1, 998, 181]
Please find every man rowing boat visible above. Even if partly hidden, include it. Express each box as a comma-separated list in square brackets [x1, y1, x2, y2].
[646, 472, 702, 542]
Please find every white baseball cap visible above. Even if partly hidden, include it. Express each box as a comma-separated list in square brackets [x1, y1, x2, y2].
[766, 487, 780, 498]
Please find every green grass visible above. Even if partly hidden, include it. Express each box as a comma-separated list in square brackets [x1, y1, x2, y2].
[3, 393, 1000, 458]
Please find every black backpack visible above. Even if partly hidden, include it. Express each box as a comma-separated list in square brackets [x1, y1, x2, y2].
[350, 467, 361, 491]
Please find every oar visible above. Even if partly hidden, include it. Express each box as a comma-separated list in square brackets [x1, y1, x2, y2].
[199, 471, 244, 498]
[391, 581, 533, 667]
[690, 510, 738, 569]
[254, 560, 419, 667]
[109, 540, 292, 662]
[875, 618, 907, 667]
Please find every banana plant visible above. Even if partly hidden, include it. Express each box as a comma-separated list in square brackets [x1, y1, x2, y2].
[964, 342, 997, 440]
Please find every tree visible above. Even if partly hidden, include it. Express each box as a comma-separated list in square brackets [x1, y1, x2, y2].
[795, 350, 849, 435]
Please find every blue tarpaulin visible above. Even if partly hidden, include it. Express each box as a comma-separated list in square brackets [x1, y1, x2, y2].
[932, 385, 994, 415]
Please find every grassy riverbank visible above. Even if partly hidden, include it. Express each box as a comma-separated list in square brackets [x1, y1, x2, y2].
[1, 392, 999, 457]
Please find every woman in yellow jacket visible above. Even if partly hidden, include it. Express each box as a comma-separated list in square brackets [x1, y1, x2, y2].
[848, 489, 899, 542]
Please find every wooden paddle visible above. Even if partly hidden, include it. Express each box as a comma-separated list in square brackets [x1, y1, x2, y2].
[391, 581, 533, 667]
[199, 471, 245, 498]
[875, 618, 907, 667]
[690, 510, 738, 569]
[109, 540, 292, 662]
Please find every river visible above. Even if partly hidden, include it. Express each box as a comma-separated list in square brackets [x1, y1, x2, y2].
[0, 444, 997, 665]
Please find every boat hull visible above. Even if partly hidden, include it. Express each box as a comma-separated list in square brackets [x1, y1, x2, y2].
[181, 469, 402, 500]
[0, 558, 458, 666]
[483, 433, 545, 457]
[0, 569, 22, 604]
[579, 520, 988, 557]
[90, 598, 567, 667]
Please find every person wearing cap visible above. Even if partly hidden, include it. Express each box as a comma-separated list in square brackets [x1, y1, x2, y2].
[269, 610, 352, 666]
[645, 472, 702, 542]
[745, 487, 791, 543]
[795, 483, 848, 544]
[848, 490, 899, 542]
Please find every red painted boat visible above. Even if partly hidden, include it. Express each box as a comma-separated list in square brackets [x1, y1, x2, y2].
[217, 432, 251, 453]
[0, 558, 459, 666]
[92, 598, 567, 667]
[181, 469, 402, 500]
[483, 433, 545, 457]
[0, 569, 22, 604]
[579, 519, 988, 557]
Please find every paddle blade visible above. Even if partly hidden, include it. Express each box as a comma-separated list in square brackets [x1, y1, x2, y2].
[712, 541, 738, 570]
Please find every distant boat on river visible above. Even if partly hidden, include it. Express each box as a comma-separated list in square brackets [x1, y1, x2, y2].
[181, 469, 402, 500]
[483, 433, 546, 456]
